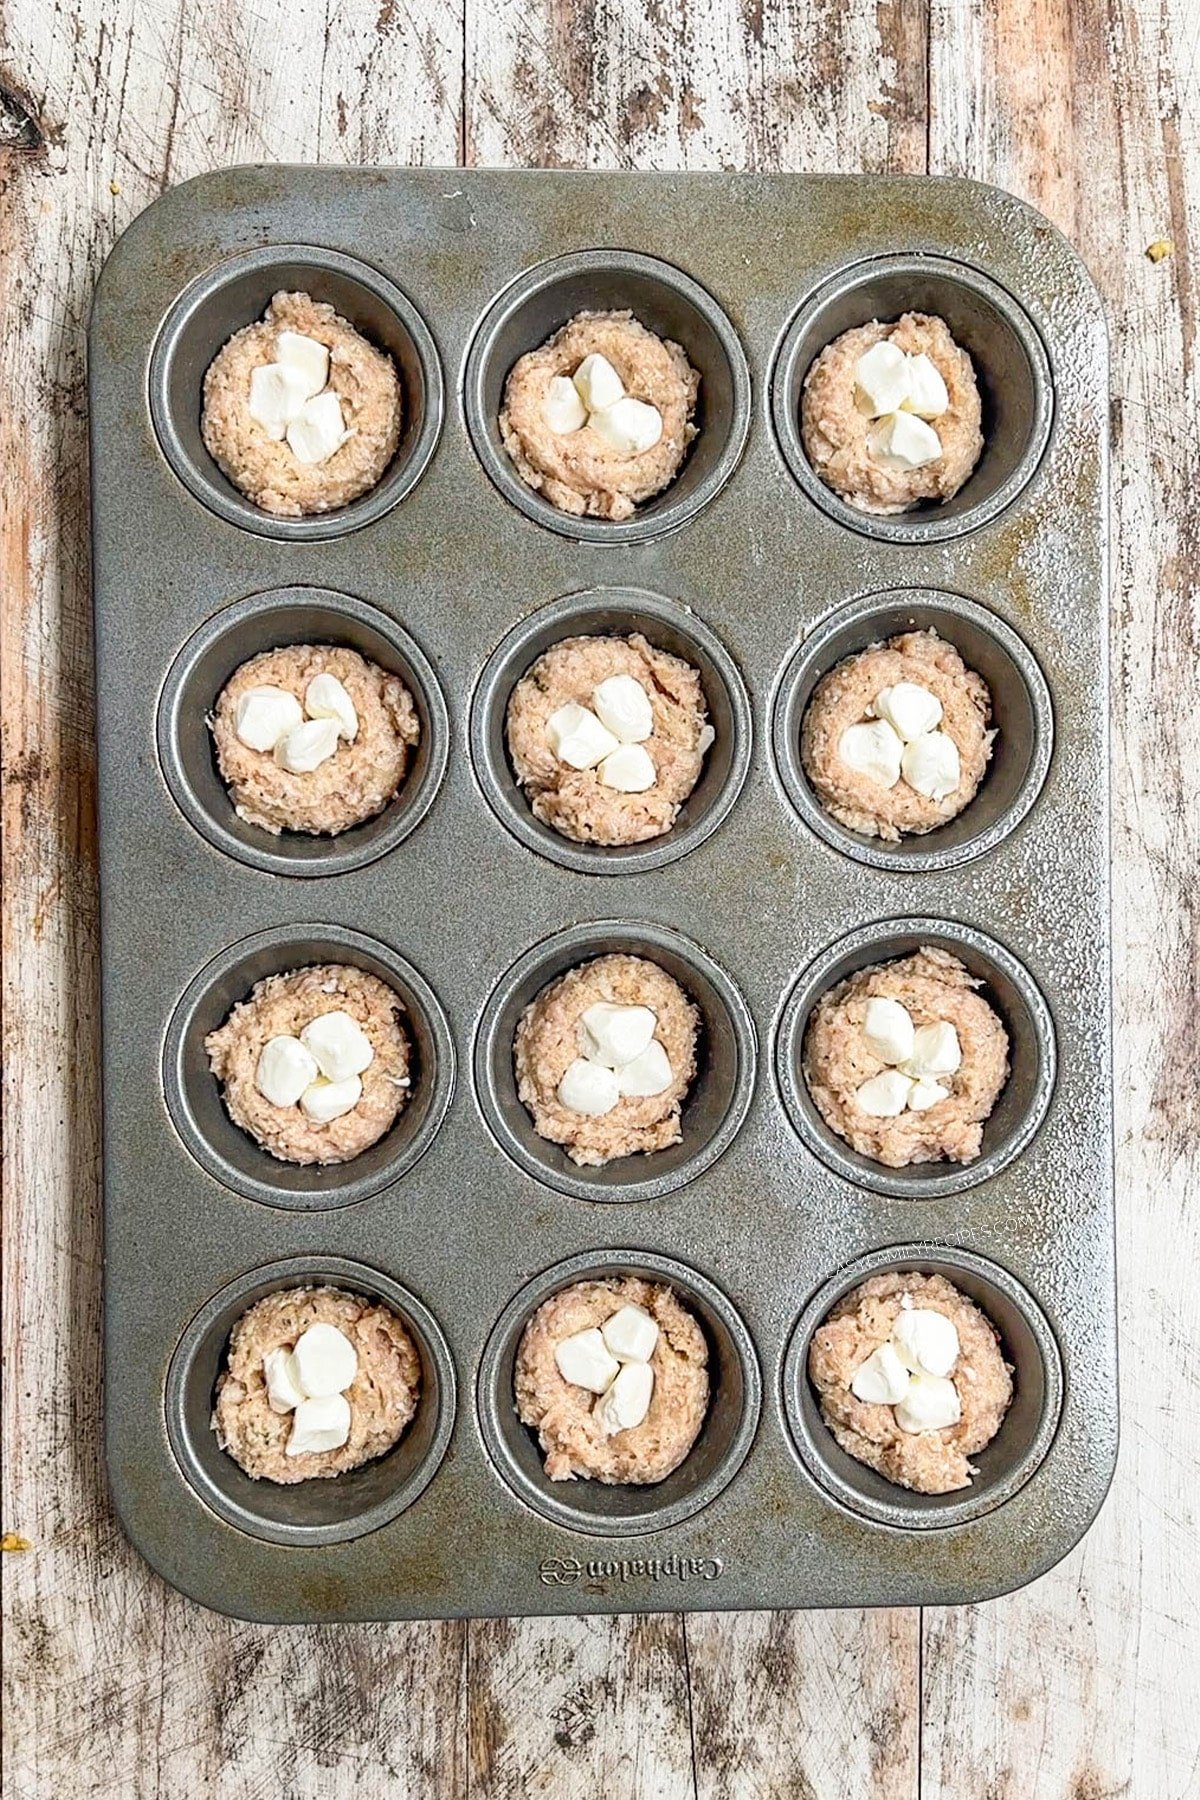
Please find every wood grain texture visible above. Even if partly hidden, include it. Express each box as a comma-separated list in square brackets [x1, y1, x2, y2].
[685, 1608, 919, 1799]
[468, 1613, 695, 1797]
[2, 1, 1197, 1797]
[1, 6, 470, 1798]
[919, 4, 1200, 1794]
[464, 0, 928, 173]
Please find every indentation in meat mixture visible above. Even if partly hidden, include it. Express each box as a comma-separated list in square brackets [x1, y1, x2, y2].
[515, 953, 699, 1166]
[213, 1284, 421, 1483]
[505, 633, 712, 846]
[808, 1270, 1013, 1493]
[802, 946, 1009, 1168]
[211, 642, 419, 837]
[515, 1276, 709, 1483]
[201, 290, 402, 516]
[801, 312, 982, 515]
[205, 962, 411, 1166]
[499, 310, 699, 520]
[801, 629, 993, 841]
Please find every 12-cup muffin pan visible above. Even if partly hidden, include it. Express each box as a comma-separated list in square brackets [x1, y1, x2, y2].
[90, 169, 1114, 1622]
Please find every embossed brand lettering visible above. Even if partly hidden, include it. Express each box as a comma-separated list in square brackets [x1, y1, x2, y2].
[538, 1553, 723, 1586]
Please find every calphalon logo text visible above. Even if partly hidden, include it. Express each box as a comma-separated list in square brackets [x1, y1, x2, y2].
[538, 1553, 723, 1586]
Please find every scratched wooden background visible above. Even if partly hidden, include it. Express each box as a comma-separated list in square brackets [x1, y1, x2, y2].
[2, 0, 1197, 1794]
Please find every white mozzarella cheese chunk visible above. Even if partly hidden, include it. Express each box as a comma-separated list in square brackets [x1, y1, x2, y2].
[588, 396, 663, 455]
[292, 1322, 359, 1398]
[894, 1372, 961, 1434]
[853, 339, 911, 416]
[615, 1040, 673, 1098]
[304, 672, 358, 742]
[275, 329, 331, 399]
[872, 680, 943, 742]
[286, 1392, 352, 1456]
[235, 685, 304, 752]
[274, 716, 341, 773]
[902, 1020, 962, 1080]
[300, 1009, 375, 1083]
[597, 743, 656, 791]
[255, 1034, 321, 1107]
[593, 1360, 654, 1435]
[299, 1074, 363, 1123]
[868, 410, 943, 470]
[592, 674, 654, 744]
[861, 996, 915, 1066]
[850, 1341, 912, 1405]
[907, 1078, 950, 1112]
[543, 373, 588, 433]
[286, 390, 352, 464]
[545, 702, 620, 770]
[901, 729, 961, 800]
[556, 1057, 621, 1116]
[601, 1304, 660, 1364]
[263, 1347, 307, 1413]
[855, 1069, 915, 1117]
[838, 718, 904, 788]
[247, 362, 311, 439]
[902, 352, 950, 419]
[554, 1328, 620, 1393]
[892, 1308, 960, 1379]
[572, 352, 626, 412]
[579, 1002, 657, 1068]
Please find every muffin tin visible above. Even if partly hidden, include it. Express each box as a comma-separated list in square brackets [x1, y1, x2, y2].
[91, 169, 1113, 1622]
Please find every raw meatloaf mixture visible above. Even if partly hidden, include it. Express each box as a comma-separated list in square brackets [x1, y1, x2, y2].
[212, 643, 420, 837]
[213, 1285, 421, 1483]
[506, 633, 711, 846]
[808, 1271, 1013, 1493]
[515, 954, 699, 1166]
[500, 310, 699, 520]
[516, 1276, 709, 1483]
[802, 947, 1010, 1168]
[801, 629, 994, 840]
[205, 963, 411, 1165]
[201, 291, 402, 516]
[801, 313, 982, 514]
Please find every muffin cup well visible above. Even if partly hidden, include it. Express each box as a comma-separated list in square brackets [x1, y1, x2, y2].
[474, 922, 756, 1204]
[163, 925, 454, 1209]
[165, 1256, 456, 1547]
[470, 587, 752, 875]
[148, 245, 443, 540]
[477, 1250, 761, 1536]
[774, 918, 1056, 1199]
[463, 250, 751, 543]
[771, 588, 1053, 872]
[771, 254, 1054, 543]
[782, 1244, 1063, 1530]
[158, 588, 448, 878]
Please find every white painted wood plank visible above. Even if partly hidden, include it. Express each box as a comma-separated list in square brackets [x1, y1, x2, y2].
[686, 1608, 919, 1799]
[465, 0, 927, 173]
[462, 3, 926, 1793]
[922, 1, 1200, 1795]
[1, 4, 465, 1797]
[468, 1613, 695, 1798]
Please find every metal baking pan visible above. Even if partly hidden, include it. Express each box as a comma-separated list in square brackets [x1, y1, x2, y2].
[90, 168, 1113, 1621]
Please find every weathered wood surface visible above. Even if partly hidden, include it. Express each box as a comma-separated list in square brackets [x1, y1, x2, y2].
[2, 0, 1196, 1794]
